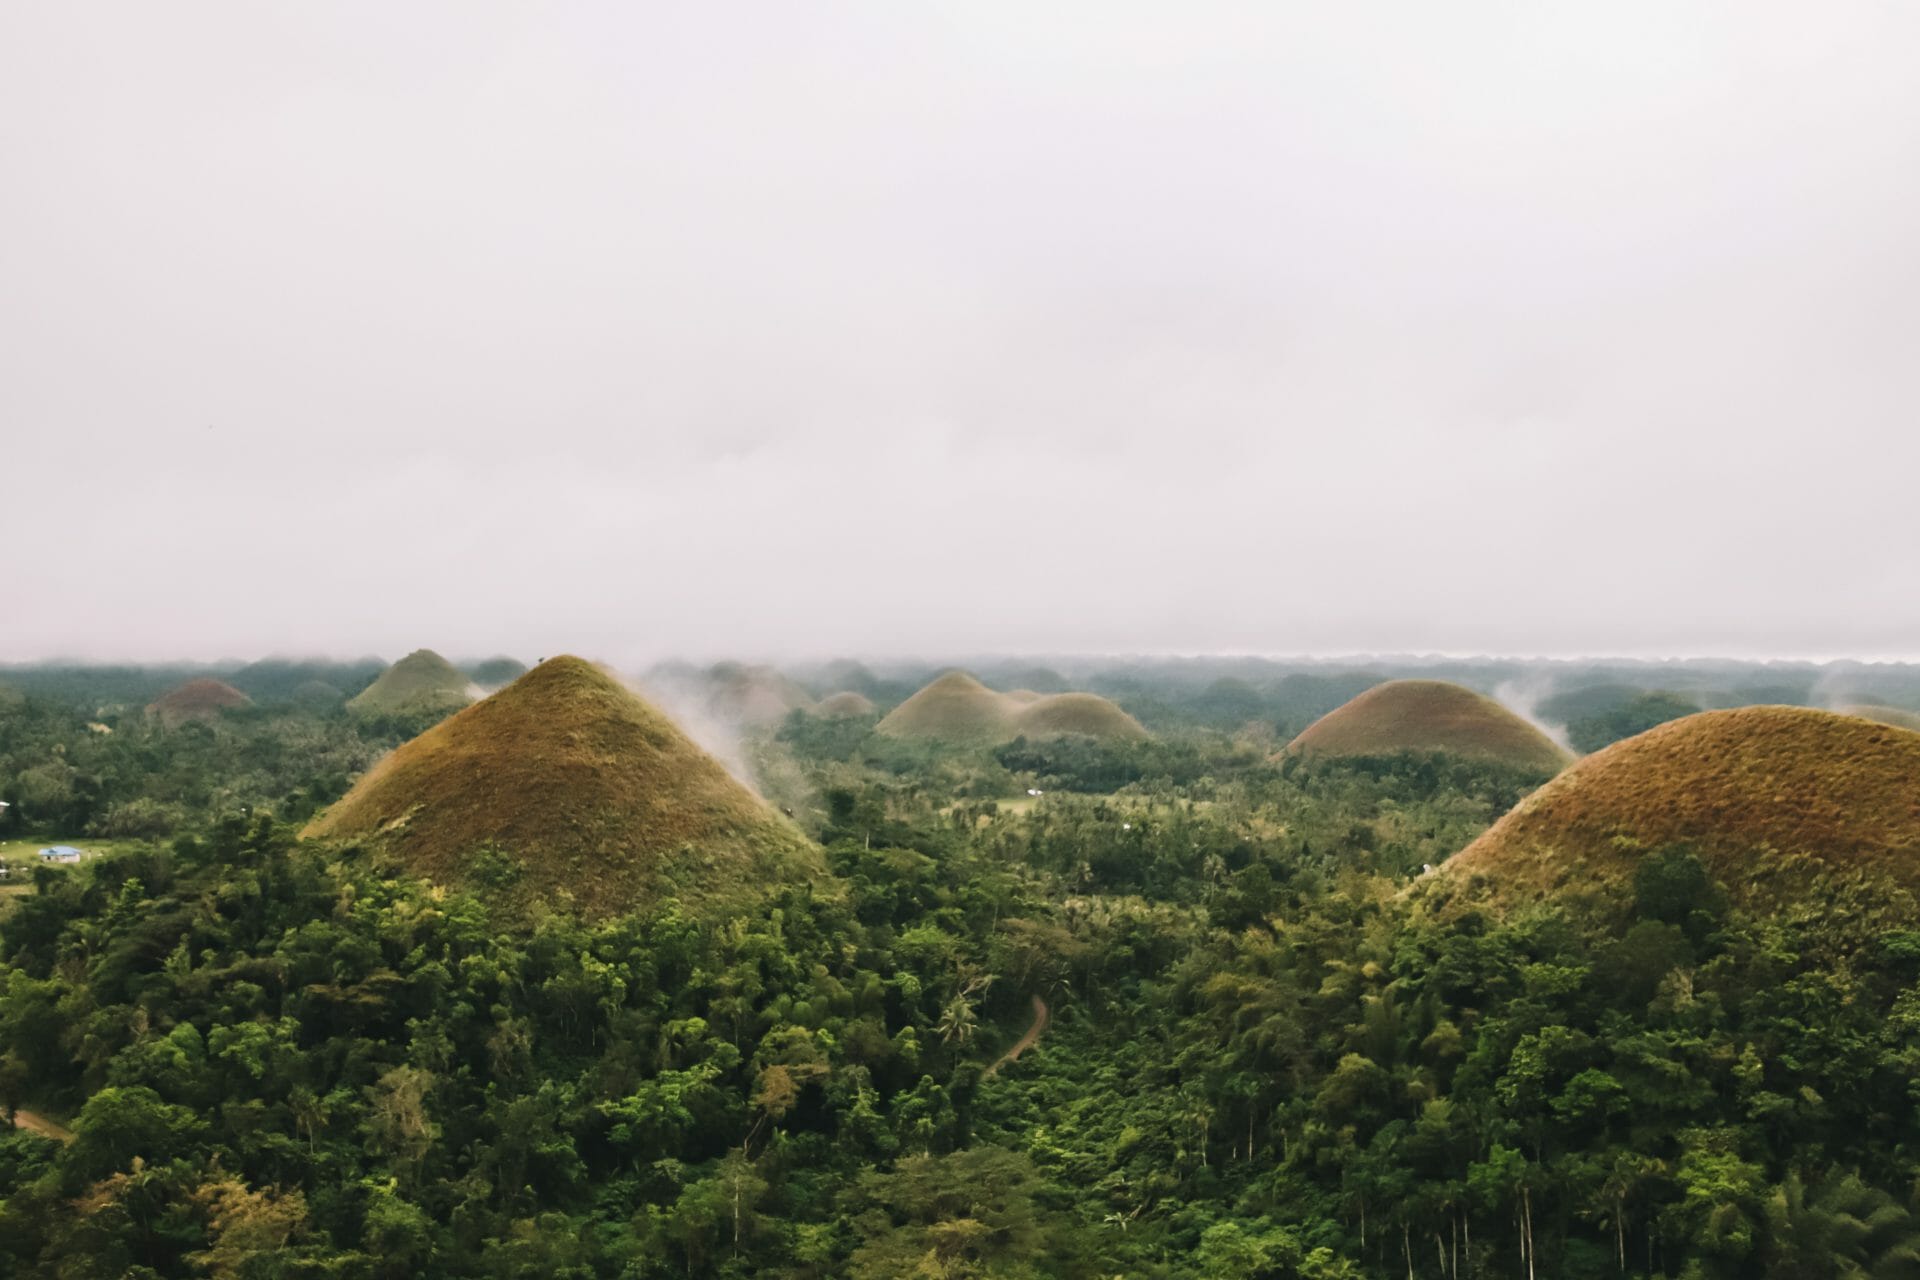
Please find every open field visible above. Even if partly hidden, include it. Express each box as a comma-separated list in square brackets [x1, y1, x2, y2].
[0, 838, 143, 916]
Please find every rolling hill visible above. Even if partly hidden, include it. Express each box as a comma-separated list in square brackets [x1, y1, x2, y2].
[1013, 692, 1149, 741]
[304, 656, 827, 916]
[703, 662, 816, 727]
[814, 691, 877, 718]
[877, 671, 1148, 744]
[1442, 706, 1920, 912]
[146, 678, 251, 727]
[1284, 680, 1570, 772]
[348, 649, 475, 716]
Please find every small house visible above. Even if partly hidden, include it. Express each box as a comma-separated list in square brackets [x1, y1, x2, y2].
[37, 845, 84, 864]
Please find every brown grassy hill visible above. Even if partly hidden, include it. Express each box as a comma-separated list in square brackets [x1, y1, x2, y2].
[147, 678, 251, 727]
[1013, 693, 1149, 742]
[877, 672, 1021, 743]
[704, 663, 815, 727]
[1443, 706, 1920, 912]
[877, 672, 1149, 745]
[1285, 680, 1570, 773]
[814, 691, 877, 718]
[304, 656, 827, 917]
[1840, 704, 1920, 733]
[348, 649, 474, 716]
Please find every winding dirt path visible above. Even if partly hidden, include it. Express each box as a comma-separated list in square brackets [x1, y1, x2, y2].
[984, 995, 1050, 1078]
[11, 1109, 73, 1142]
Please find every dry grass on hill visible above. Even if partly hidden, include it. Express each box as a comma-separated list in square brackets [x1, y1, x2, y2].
[1441, 706, 1920, 913]
[147, 678, 251, 726]
[1840, 704, 1920, 733]
[876, 672, 1147, 744]
[1285, 680, 1570, 773]
[306, 656, 827, 917]
[348, 649, 474, 716]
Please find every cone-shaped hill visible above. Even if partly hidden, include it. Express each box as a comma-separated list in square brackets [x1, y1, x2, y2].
[1284, 680, 1570, 773]
[877, 671, 1147, 744]
[148, 678, 251, 727]
[348, 649, 474, 716]
[304, 657, 827, 917]
[878, 672, 1015, 742]
[1840, 704, 1920, 734]
[1013, 692, 1149, 741]
[1442, 707, 1920, 913]
[814, 691, 877, 718]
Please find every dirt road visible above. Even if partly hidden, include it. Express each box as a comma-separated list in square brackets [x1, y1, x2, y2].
[11, 1109, 74, 1142]
[984, 995, 1050, 1078]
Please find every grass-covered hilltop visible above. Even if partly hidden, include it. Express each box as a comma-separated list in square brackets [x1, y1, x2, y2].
[8, 651, 1920, 1277]
[1285, 679, 1572, 773]
[1441, 705, 1920, 917]
[346, 648, 474, 717]
[305, 656, 825, 916]
[146, 677, 251, 727]
[877, 670, 1149, 744]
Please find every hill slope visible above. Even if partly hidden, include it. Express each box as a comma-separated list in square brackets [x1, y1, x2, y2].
[348, 649, 474, 716]
[1443, 706, 1920, 910]
[147, 678, 251, 727]
[1285, 680, 1570, 772]
[1840, 704, 1920, 733]
[305, 656, 826, 916]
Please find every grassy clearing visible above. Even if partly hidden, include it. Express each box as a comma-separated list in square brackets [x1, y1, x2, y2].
[0, 838, 143, 918]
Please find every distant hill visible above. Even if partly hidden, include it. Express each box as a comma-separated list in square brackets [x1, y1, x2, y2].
[878, 672, 1015, 743]
[814, 691, 877, 718]
[348, 650, 474, 717]
[877, 671, 1148, 745]
[1284, 680, 1570, 772]
[1443, 706, 1920, 913]
[465, 656, 529, 687]
[147, 678, 251, 727]
[291, 679, 345, 707]
[1012, 692, 1148, 741]
[304, 656, 827, 917]
[704, 663, 815, 727]
[229, 657, 385, 703]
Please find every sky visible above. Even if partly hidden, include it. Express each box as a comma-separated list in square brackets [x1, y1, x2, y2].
[5, 3, 1919, 664]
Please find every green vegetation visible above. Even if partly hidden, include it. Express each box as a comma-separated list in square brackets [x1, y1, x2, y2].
[1566, 691, 1702, 754]
[1285, 680, 1572, 773]
[6, 657, 1920, 1276]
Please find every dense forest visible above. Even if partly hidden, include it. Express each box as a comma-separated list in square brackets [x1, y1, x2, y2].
[4, 659, 1920, 1277]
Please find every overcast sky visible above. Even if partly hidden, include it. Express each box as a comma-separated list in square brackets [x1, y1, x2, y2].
[5, 3, 1918, 664]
